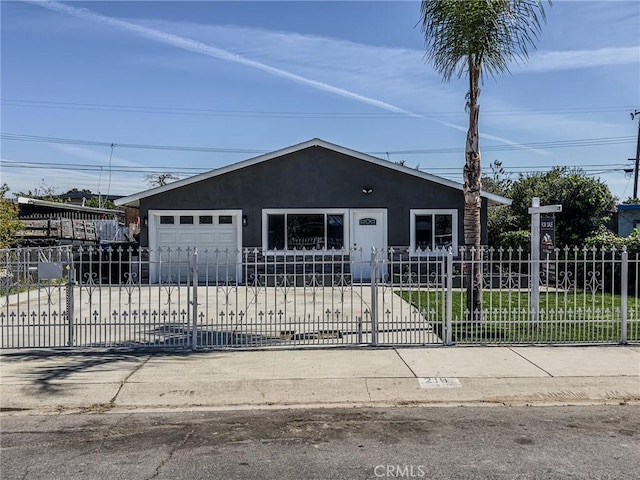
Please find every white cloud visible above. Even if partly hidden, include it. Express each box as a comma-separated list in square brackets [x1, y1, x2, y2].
[20, 0, 639, 173]
[28, 0, 550, 155]
[52, 144, 141, 168]
[1, 159, 145, 197]
[29, 1, 420, 117]
[522, 46, 640, 73]
[126, 17, 637, 150]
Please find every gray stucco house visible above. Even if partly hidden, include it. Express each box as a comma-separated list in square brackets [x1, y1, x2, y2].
[115, 138, 510, 282]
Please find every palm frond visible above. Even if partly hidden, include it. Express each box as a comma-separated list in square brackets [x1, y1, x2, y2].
[420, 0, 550, 81]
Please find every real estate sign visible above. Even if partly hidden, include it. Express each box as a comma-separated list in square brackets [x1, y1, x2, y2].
[540, 215, 556, 255]
[540, 215, 556, 283]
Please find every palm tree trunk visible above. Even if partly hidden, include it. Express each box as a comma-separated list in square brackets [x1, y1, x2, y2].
[463, 63, 482, 322]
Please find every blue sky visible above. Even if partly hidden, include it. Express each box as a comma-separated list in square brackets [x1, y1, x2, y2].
[1, 0, 639, 202]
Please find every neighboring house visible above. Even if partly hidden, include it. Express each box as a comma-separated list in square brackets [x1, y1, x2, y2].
[16, 197, 128, 245]
[115, 138, 511, 282]
[57, 191, 121, 206]
[53, 191, 139, 230]
[617, 204, 640, 237]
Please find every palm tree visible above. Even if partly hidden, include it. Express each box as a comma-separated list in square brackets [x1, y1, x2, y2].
[420, 0, 550, 318]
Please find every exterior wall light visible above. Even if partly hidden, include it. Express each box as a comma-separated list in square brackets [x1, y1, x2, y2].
[362, 187, 373, 195]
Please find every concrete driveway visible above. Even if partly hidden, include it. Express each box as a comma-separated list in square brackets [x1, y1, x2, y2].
[2, 282, 443, 348]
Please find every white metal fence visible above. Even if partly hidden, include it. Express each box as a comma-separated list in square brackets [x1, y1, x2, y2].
[1, 245, 638, 349]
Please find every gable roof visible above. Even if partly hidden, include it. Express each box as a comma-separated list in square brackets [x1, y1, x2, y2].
[115, 138, 512, 208]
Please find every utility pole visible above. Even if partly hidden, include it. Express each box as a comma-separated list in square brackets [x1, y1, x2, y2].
[631, 110, 640, 199]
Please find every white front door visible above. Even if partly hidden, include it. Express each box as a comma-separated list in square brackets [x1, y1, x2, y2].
[351, 210, 387, 281]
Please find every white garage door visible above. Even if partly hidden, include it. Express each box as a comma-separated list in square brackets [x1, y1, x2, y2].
[150, 210, 241, 283]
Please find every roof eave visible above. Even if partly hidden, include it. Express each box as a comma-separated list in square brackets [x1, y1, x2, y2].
[18, 197, 124, 215]
[483, 192, 513, 206]
[113, 138, 513, 207]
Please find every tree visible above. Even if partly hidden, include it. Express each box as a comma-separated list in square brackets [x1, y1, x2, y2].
[63, 188, 93, 195]
[483, 160, 521, 248]
[144, 173, 180, 187]
[488, 167, 617, 248]
[84, 197, 117, 209]
[420, 0, 550, 314]
[14, 179, 60, 202]
[0, 184, 23, 248]
[482, 160, 513, 197]
[509, 167, 616, 246]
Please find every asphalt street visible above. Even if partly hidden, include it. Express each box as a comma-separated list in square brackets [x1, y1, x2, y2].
[2, 405, 639, 480]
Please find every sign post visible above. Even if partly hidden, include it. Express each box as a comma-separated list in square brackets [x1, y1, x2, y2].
[529, 198, 562, 326]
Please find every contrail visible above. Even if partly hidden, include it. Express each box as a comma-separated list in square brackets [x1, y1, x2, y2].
[28, 0, 420, 118]
[27, 1, 544, 155]
[438, 120, 550, 155]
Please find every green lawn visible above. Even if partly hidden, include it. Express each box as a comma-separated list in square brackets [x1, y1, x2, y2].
[400, 290, 640, 343]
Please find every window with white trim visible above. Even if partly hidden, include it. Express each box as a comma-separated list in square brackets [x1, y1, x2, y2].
[410, 209, 457, 253]
[264, 211, 346, 250]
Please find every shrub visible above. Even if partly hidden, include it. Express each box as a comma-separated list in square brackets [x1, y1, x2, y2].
[496, 230, 530, 254]
[582, 227, 640, 294]
[585, 226, 640, 255]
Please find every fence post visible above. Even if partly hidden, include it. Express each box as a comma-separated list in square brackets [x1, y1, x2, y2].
[66, 265, 75, 347]
[530, 198, 541, 326]
[370, 248, 378, 346]
[528, 198, 562, 327]
[445, 249, 453, 346]
[621, 248, 628, 345]
[191, 249, 199, 351]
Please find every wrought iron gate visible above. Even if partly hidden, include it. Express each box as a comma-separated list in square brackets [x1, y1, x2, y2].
[1, 246, 447, 349]
[2, 245, 637, 349]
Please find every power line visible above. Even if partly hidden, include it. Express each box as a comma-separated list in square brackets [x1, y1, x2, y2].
[2, 132, 634, 185]
[372, 136, 634, 155]
[0, 160, 203, 176]
[1, 98, 635, 119]
[1, 158, 631, 178]
[0, 133, 268, 154]
[1, 132, 634, 156]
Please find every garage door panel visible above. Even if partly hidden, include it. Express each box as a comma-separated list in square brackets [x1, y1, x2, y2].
[157, 231, 178, 244]
[211, 232, 236, 247]
[177, 232, 196, 244]
[195, 232, 235, 248]
[152, 212, 240, 283]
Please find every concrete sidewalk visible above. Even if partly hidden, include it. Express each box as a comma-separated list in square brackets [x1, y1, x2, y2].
[1, 345, 638, 414]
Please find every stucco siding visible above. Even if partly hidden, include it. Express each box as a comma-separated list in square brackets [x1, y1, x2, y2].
[139, 146, 487, 247]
